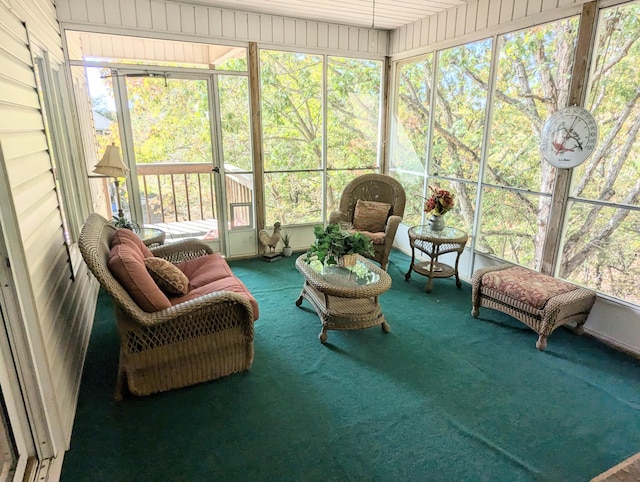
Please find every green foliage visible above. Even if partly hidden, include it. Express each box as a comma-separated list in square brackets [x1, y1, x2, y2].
[282, 232, 291, 248]
[110, 216, 139, 232]
[306, 224, 374, 266]
[260, 50, 383, 224]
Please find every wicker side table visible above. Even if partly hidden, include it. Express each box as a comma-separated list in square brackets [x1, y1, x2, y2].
[405, 225, 469, 293]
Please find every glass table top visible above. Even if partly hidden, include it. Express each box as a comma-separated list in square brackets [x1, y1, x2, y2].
[307, 257, 381, 287]
[410, 225, 467, 240]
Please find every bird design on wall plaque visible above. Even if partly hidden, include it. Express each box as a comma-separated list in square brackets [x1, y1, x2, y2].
[259, 222, 282, 253]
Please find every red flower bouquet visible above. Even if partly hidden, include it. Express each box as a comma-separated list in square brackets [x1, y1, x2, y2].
[424, 186, 455, 216]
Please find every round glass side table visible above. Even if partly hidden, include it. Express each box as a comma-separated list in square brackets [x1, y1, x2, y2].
[138, 227, 166, 247]
[405, 225, 469, 293]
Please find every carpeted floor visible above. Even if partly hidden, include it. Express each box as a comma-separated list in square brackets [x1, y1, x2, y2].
[61, 250, 640, 481]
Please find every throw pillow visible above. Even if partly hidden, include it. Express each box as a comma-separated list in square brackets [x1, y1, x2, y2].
[352, 199, 392, 233]
[144, 257, 189, 296]
[108, 245, 171, 312]
[111, 227, 154, 258]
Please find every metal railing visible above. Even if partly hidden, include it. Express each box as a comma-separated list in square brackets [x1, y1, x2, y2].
[135, 162, 253, 226]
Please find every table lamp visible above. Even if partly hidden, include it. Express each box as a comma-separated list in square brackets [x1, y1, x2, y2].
[93, 143, 129, 218]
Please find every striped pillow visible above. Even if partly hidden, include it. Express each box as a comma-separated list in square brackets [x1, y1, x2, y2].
[352, 199, 392, 233]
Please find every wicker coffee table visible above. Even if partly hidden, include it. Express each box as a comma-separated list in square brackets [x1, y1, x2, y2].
[295, 254, 392, 344]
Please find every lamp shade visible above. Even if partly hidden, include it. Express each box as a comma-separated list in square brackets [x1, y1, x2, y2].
[93, 144, 129, 178]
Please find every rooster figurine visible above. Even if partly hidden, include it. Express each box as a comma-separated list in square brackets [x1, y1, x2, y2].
[259, 222, 282, 253]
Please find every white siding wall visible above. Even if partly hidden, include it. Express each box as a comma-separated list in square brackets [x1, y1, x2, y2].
[390, 0, 586, 56]
[55, 0, 389, 57]
[0, 0, 98, 466]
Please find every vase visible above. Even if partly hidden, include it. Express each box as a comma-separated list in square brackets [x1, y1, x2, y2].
[427, 214, 445, 231]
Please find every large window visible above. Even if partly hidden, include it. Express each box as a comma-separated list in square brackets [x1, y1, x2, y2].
[326, 57, 382, 211]
[481, 17, 579, 269]
[390, 39, 492, 230]
[261, 51, 323, 225]
[431, 40, 491, 235]
[390, 54, 434, 227]
[390, 7, 640, 305]
[560, 3, 640, 303]
[261, 50, 383, 226]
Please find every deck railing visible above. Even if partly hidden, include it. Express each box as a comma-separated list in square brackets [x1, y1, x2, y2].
[135, 162, 253, 227]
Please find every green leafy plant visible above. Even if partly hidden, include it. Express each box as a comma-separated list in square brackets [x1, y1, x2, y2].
[282, 232, 291, 248]
[111, 215, 140, 232]
[306, 224, 374, 265]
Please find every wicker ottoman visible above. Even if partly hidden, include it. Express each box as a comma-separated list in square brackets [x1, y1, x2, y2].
[471, 265, 596, 350]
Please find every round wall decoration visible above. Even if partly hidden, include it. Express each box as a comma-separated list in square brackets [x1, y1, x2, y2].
[539, 106, 599, 169]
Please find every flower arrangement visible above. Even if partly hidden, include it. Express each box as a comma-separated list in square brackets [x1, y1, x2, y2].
[424, 186, 455, 216]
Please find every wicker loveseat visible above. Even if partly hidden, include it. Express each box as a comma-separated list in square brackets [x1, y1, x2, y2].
[79, 213, 258, 400]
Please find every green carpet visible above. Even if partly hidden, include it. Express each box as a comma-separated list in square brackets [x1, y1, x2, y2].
[61, 250, 640, 481]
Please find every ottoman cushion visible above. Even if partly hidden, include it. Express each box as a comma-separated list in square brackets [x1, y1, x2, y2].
[481, 266, 578, 310]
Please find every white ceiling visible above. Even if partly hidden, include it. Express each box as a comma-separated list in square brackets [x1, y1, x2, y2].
[188, 0, 469, 30]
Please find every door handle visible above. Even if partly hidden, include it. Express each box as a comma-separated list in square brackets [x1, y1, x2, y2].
[212, 166, 220, 173]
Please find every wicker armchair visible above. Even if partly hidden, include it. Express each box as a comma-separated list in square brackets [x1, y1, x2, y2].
[79, 213, 255, 400]
[329, 174, 406, 271]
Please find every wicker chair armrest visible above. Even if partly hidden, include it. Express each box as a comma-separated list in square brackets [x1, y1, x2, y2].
[328, 210, 348, 225]
[126, 290, 255, 329]
[150, 239, 214, 263]
[384, 215, 402, 243]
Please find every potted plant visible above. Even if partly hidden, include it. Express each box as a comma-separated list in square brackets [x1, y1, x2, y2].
[111, 215, 140, 232]
[306, 224, 374, 266]
[282, 232, 293, 257]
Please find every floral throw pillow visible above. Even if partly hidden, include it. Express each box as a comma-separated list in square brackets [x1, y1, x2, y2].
[352, 200, 392, 233]
[144, 257, 189, 296]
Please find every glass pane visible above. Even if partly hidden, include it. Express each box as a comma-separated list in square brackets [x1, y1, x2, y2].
[574, 4, 640, 206]
[264, 171, 322, 225]
[226, 173, 254, 230]
[560, 202, 640, 303]
[218, 75, 252, 172]
[85, 66, 124, 218]
[390, 54, 433, 173]
[127, 77, 211, 165]
[139, 171, 217, 224]
[85, 67, 120, 154]
[260, 50, 322, 171]
[478, 187, 550, 269]
[487, 17, 579, 192]
[561, 2, 640, 304]
[389, 171, 424, 227]
[327, 57, 382, 169]
[431, 39, 492, 181]
[127, 76, 216, 235]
